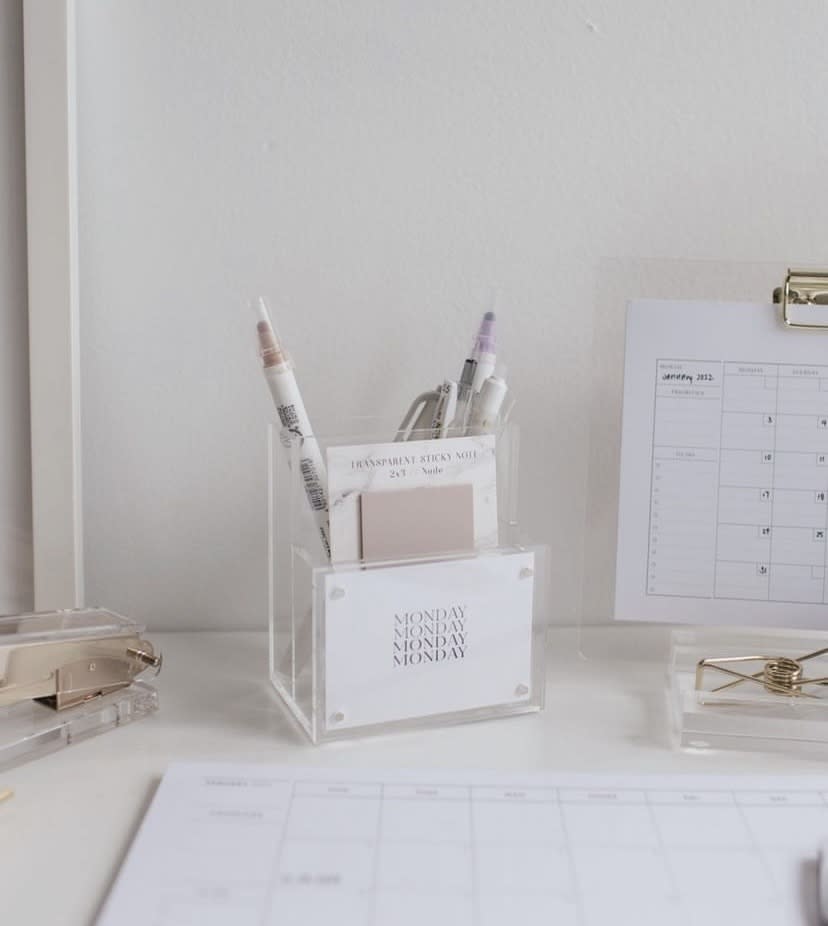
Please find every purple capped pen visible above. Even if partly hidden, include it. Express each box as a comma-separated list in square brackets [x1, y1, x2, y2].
[471, 311, 497, 393]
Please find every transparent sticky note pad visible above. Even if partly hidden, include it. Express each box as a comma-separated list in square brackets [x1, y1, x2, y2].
[269, 418, 549, 743]
[671, 625, 828, 754]
[0, 608, 159, 770]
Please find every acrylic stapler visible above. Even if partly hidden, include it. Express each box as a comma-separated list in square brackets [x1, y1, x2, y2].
[0, 608, 161, 711]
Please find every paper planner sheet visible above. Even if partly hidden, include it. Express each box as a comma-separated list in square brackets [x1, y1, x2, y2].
[616, 298, 828, 627]
[98, 763, 827, 926]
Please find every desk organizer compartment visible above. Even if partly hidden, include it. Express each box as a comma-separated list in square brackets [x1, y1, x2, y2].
[268, 418, 548, 743]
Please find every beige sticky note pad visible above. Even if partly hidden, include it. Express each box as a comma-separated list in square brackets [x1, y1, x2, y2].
[327, 435, 497, 563]
[360, 484, 475, 562]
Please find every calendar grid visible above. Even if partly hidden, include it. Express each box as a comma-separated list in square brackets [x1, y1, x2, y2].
[468, 784, 481, 926]
[554, 788, 587, 926]
[711, 359, 727, 599]
[765, 367, 780, 589]
[821, 473, 828, 605]
[258, 780, 828, 925]
[731, 794, 780, 898]
[368, 783, 385, 926]
[100, 765, 828, 926]
[259, 779, 296, 926]
[647, 358, 828, 604]
[642, 789, 684, 921]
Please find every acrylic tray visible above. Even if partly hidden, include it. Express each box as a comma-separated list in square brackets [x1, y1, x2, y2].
[670, 625, 828, 754]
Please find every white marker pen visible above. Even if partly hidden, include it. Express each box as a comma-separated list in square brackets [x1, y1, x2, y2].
[431, 380, 458, 439]
[254, 297, 331, 559]
[470, 311, 497, 393]
[449, 357, 478, 431]
[467, 375, 508, 435]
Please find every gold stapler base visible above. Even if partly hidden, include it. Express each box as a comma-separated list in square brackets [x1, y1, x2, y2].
[0, 608, 161, 711]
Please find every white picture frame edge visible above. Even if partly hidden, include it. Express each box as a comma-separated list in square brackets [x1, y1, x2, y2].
[22, 0, 83, 609]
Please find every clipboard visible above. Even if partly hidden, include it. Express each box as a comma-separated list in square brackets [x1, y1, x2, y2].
[581, 257, 785, 630]
[580, 258, 828, 755]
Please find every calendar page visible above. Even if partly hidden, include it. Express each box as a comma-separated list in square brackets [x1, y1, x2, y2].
[616, 298, 828, 627]
[98, 763, 826, 925]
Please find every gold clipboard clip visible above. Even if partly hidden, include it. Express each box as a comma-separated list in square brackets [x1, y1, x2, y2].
[772, 269, 828, 329]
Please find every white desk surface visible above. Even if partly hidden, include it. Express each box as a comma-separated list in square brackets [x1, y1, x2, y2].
[2, 625, 824, 925]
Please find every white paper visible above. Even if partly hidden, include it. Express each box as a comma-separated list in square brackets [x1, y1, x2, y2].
[326, 434, 498, 563]
[98, 763, 828, 926]
[617, 299, 828, 627]
[323, 551, 535, 729]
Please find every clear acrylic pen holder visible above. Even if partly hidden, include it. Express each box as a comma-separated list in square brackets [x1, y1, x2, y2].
[269, 417, 548, 743]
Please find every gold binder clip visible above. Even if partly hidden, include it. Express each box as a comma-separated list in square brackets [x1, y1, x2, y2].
[773, 269, 828, 329]
[696, 647, 828, 699]
[0, 608, 161, 711]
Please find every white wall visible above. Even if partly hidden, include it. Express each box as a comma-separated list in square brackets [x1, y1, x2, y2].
[75, 1, 828, 630]
[0, 0, 32, 616]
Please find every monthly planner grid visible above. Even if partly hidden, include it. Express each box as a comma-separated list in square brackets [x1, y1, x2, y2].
[648, 358, 828, 604]
[265, 780, 826, 926]
[98, 766, 828, 926]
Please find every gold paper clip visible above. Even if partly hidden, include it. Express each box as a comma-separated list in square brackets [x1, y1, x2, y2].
[696, 647, 828, 699]
[772, 269, 828, 329]
[0, 608, 161, 711]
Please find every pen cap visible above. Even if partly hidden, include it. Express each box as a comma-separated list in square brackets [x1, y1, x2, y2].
[469, 375, 508, 431]
[479, 374, 507, 412]
[472, 311, 496, 356]
[252, 297, 289, 368]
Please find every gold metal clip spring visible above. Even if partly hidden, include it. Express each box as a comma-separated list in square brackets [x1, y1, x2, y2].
[696, 647, 828, 699]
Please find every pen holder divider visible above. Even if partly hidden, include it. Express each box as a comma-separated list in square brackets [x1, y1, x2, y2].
[268, 417, 548, 743]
